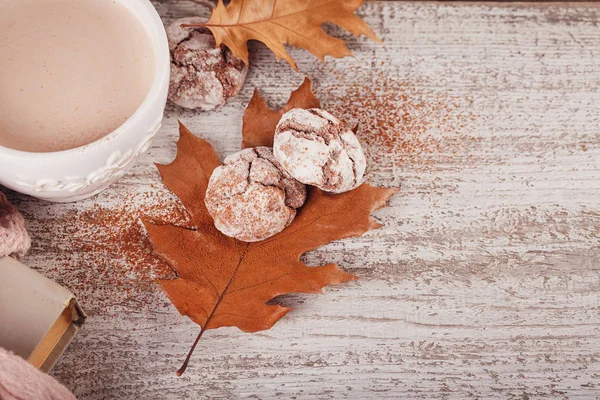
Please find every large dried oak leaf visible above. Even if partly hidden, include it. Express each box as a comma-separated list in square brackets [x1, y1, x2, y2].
[145, 123, 395, 374]
[195, 0, 381, 70]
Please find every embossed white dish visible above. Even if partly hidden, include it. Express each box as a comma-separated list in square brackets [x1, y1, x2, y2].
[0, 0, 169, 202]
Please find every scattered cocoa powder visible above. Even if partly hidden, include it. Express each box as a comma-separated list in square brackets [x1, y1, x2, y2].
[320, 67, 479, 179]
[22, 190, 191, 315]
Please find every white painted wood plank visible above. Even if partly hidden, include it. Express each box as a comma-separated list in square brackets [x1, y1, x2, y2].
[4, 2, 600, 399]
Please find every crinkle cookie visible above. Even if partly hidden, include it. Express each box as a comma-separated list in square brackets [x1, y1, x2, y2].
[273, 108, 366, 193]
[167, 17, 248, 110]
[205, 147, 306, 242]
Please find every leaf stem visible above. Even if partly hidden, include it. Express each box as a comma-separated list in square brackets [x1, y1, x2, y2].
[177, 327, 205, 376]
[176, 243, 250, 376]
[180, 23, 206, 29]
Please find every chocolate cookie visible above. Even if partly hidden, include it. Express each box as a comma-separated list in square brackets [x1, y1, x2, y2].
[205, 147, 306, 242]
[273, 108, 367, 193]
[167, 17, 248, 110]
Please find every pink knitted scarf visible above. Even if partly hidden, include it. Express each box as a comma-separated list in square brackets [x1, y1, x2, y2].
[0, 348, 76, 400]
[0, 191, 31, 258]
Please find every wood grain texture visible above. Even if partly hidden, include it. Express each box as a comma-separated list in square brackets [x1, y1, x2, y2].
[5, 1, 600, 399]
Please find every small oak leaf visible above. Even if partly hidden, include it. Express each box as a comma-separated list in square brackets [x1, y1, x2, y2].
[186, 0, 381, 70]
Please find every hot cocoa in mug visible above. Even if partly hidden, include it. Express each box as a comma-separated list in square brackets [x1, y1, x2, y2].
[0, 0, 170, 201]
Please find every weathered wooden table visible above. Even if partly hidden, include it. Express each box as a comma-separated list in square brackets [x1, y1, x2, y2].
[7, 1, 600, 398]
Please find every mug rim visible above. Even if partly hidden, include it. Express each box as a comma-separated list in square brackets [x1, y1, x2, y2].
[0, 0, 169, 159]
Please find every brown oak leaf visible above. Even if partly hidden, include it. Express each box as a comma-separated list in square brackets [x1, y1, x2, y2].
[242, 77, 320, 149]
[145, 123, 396, 375]
[184, 0, 381, 70]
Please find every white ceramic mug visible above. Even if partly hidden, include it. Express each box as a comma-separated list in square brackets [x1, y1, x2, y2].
[0, 0, 170, 202]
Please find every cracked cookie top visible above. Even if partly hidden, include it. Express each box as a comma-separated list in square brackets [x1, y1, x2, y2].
[205, 147, 306, 242]
[273, 108, 367, 193]
[167, 17, 248, 110]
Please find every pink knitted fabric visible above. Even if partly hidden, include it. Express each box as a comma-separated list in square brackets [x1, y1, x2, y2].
[0, 348, 76, 400]
[0, 191, 31, 258]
